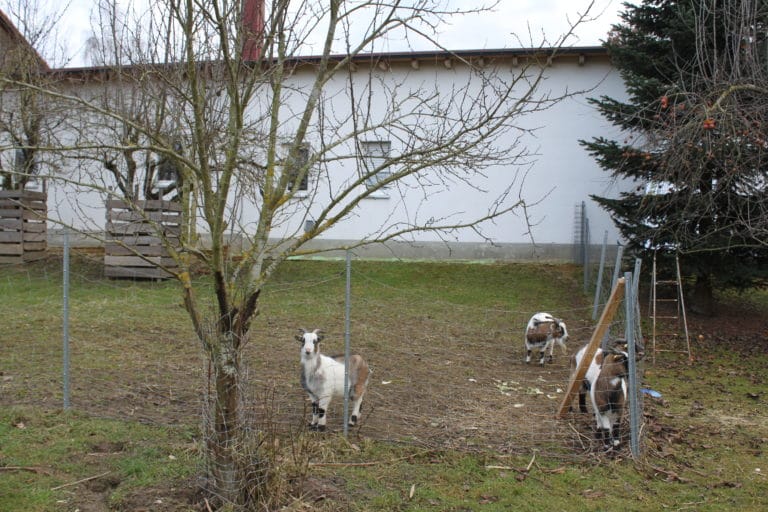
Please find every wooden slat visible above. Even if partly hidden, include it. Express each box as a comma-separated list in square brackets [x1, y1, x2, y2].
[0, 190, 46, 200]
[105, 224, 156, 236]
[22, 232, 46, 242]
[107, 210, 181, 223]
[0, 218, 22, 229]
[0, 244, 23, 255]
[104, 266, 174, 279]
[105, 255, 159, 267]
[0, 200, 46, 211]
[106, 235, 165, 245]
[104, 243, 169, 257]
[107, 235, 178, 245]
[104, 255, 177, 267]
[0, 208, 23, 219]
[22, 251, 47, 262]
[21, 210, 45, 221]
[0, 232, 23, 242]
[21, 222, 46, 233]
[0, 202, 46, 212]
[21, 241, 46, 251]
[105, 199, 182, 212]
[106, 222, 181, 236]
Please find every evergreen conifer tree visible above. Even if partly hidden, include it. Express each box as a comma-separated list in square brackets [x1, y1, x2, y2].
[582, 0, 768, 314]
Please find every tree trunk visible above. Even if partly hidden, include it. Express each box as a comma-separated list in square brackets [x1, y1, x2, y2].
[689, 272, 715, 316]
[207, 331, 253, 507]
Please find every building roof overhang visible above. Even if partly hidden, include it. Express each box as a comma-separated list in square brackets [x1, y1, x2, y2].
[50, 45, 609, 81]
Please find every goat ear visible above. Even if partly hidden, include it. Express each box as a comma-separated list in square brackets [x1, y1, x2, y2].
[595, 351, 605, 365]
[316, 330, 325, 342]
[295, 328, 306, 343]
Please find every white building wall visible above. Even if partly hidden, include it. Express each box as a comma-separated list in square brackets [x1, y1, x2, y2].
[43, 50, 629, 260]
[235, 52, 628, 253]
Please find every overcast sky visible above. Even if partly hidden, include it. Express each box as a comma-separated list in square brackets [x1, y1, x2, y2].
[2, 0, 623, 68]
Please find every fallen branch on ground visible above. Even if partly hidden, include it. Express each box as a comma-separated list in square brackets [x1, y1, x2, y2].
[51, 471, 111, 491]
[309, 449, 433, 467]
[0, 466, 51, 475]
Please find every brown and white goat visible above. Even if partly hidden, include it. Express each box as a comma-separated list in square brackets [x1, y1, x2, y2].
[524, 312, 569, 365]
[295, 329, 370, 431]
[572, 344, 629, 449]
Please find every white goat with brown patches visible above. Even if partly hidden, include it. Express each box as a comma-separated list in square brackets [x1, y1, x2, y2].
[524, 312, 569, 365]
[295, 329, 370, 431]
[572, 344, 629, 449]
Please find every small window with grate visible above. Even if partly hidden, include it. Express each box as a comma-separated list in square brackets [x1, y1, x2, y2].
[359, 140, 391, 190]
[282, 144, 310, 193]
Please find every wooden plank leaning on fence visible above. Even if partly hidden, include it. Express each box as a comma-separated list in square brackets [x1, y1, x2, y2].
[556, 277, 626, 419]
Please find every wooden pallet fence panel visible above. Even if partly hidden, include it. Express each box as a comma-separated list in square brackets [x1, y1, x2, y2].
[0, 190, 47, 263]
[104, 200, 180, 279]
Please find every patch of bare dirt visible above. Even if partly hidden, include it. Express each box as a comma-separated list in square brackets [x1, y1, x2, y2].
[115, 479, 206, 512]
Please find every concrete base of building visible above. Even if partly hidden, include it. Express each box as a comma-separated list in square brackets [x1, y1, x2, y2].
[47, 229, 615, 264]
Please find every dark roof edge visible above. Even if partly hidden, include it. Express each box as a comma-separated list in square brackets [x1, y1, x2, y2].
[53, 46, 608, 74]
[329, 46, 607, 61]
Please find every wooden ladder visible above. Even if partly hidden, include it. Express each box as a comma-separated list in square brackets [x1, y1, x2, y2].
[650, 252, 693, 364]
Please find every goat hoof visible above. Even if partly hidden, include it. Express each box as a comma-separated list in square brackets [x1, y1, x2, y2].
[316, 425, 326, 432]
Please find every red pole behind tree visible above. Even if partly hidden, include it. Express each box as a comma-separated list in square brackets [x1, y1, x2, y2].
[242, 0, 264, 62]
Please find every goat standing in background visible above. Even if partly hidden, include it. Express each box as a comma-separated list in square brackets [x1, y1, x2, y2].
[296, 329, 370, 431]
[524, 312, 569, 365]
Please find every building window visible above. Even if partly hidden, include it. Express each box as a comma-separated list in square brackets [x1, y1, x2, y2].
[359, 140, 391, 190]
[281, 144, 310, 193]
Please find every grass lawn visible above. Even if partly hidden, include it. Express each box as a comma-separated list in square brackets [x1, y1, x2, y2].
[1, 254, 766, 511]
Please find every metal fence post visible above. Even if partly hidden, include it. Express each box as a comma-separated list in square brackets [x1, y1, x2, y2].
[632, 257, 643, 336]
[63, 230, 70, 410]
[632, 258, 642, 300]
[343, 250, 352, 437]
[610, 242, 624, 289]
[625, 271, 641, 459]
[592, 231, 609, 320]
[583, 214, 591, 292]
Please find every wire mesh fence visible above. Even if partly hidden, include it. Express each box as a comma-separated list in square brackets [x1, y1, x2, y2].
[0, 245, 646, 462]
